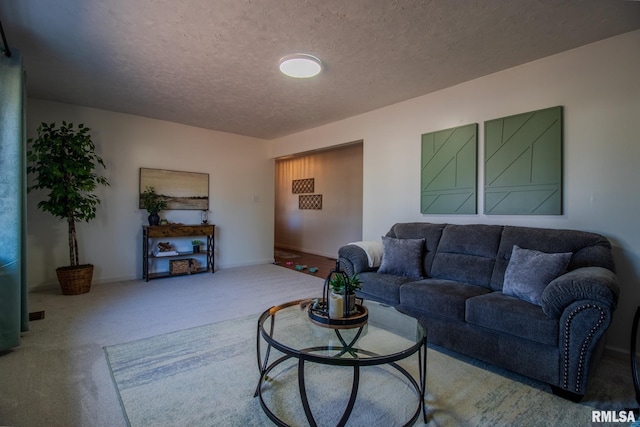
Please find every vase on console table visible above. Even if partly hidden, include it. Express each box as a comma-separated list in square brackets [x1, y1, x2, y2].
[148, 213, 160, 226]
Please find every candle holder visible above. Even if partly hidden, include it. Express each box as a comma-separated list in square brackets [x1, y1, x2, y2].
[308, 260, 368, 328]
[201, 210, 209, 224]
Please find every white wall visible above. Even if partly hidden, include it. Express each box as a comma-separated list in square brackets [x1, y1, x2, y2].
[274, 143, 363, 257]
[27, 100, 275, 287]
[268, 30, 640, 355]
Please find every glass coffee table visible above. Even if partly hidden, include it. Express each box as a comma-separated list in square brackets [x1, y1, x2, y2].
[255, 299, 427, 427]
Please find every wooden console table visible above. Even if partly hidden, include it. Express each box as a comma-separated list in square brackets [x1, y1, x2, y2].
[143, 224, 215, 281]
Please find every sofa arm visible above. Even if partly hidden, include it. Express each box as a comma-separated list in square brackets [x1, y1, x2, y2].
[338, 243, 379, 275]
[542, 267, 619, 396]
[556, 299, 612, 396]
[541, 267, 619, 319]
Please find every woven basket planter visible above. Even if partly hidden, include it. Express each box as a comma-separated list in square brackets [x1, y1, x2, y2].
[56, 264, 94, 295]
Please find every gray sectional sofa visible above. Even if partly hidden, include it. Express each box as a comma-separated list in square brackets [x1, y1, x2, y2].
[338, 222, 619, 401]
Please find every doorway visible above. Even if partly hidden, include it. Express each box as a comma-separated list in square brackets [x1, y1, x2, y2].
[274, 141, 363, 263]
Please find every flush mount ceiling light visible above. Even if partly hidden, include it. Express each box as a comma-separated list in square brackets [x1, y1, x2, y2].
[279, 54, 322, 78]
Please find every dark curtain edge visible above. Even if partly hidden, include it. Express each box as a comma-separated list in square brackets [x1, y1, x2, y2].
[0, 49, 29, 352]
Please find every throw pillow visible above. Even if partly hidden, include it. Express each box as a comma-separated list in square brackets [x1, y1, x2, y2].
[377, 236, 425, 279]
[503, 245, 572, 306]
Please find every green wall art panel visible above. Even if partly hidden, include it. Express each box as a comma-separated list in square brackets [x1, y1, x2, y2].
[421, 123, 477, 214]
[484, 106, 563, 215]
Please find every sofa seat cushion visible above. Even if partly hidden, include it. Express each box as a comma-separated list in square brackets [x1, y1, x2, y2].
[400, 279, 491, 321]
[358, 272, 414, 305]
[466, 292, 558, 346]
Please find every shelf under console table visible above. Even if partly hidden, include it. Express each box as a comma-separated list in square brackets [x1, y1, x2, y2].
[143, 224, 215, 281]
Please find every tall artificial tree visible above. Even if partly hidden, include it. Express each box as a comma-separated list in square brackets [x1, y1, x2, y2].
[27, 121, 109, 267]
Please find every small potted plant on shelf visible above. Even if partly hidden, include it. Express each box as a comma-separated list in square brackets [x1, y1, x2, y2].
[27, 121, 109, 295]
[140, 186, 168, 225]
[191, 239, 203, 253]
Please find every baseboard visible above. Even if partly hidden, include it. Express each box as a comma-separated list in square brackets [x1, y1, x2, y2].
[28, 262, 282, 292]
[94, 274, 139, 284]
[217, 258, 276, 269]
[274, 244, 336, 259]
[29, 282, 59, 293]
[29, 273, 142, 291]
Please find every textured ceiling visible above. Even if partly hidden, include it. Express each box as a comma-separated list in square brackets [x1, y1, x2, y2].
[2, 1, 639, 140]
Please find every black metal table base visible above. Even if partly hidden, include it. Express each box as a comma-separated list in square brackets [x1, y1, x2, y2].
[631, 306, 640, 405]
[255, 310, 427, 427]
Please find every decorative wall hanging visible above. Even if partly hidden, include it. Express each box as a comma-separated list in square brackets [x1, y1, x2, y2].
[139, 168, 209, 210]
[292, 178, 315, 194]
[421, 123, 477, 214]
[484, 106, 563, 215]
[299, 194, 322, 210]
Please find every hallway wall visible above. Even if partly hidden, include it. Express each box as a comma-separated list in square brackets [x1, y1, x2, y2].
[274, 143, 363, 257]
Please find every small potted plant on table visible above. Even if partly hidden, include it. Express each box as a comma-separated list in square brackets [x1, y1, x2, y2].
[329, 273, 362, 312]
[191, 239, 203, 253]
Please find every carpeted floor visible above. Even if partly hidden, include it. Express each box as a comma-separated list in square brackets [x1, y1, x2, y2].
[105, 312, 638, 427]
[4, 263, 637, 427]
[0, 264, 325, 427]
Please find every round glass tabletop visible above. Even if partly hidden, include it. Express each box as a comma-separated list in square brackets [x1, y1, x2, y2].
[257, 299, 426, 366]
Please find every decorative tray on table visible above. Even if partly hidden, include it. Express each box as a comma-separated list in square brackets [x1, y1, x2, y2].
[307, 300, 369, 329]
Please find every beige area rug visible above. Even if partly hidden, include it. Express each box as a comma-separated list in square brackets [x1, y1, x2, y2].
[105, 313, 637, 427]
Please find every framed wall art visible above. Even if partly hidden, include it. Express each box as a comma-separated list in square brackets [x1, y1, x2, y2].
[420, 123, 477, 214]
[299, 194, 322, 210]
[484, 106, 563, 215]
[292, 178, 315, 194]
[139, 168, 209, 210]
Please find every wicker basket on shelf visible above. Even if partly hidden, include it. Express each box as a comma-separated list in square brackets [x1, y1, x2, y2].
[170, 259, 194, 275]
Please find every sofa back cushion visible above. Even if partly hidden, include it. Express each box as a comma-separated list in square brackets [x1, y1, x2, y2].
[386, 222, 445, 277]
[384, 222, 614, 292]
[430, 224, 503, 288]
[490, 225, 615, 290]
